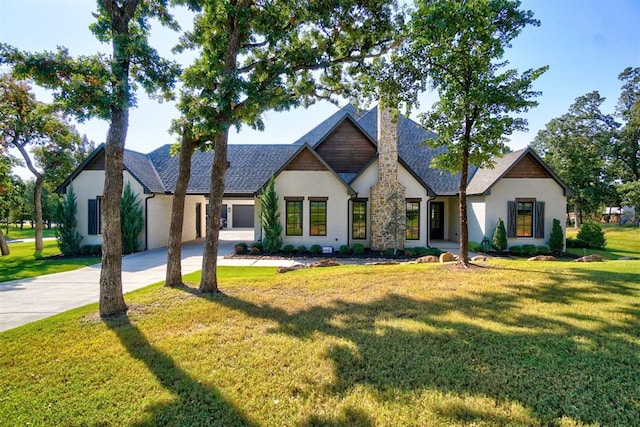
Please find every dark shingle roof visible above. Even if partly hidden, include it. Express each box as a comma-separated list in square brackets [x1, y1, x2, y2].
[124, 149, 166, 193]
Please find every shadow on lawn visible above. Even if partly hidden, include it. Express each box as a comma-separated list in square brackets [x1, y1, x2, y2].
[104, 315, 256, 427]
[184, 265, 640, 426]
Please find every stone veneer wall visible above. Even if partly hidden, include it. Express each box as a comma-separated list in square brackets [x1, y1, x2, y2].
[370, 106, 406, 251]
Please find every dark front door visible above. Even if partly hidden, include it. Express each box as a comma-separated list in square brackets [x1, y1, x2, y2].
[195, 203, 202, 238]
[430, 202, 444, 240]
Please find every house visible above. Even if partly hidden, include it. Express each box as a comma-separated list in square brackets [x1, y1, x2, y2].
[57, 105, 573, 252]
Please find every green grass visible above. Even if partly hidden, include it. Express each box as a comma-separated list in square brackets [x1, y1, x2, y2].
[566, 224, 640, 259]
[0, 240, 98, 283]
[2, 224, 58, 240]
[1, 261, 639, 426]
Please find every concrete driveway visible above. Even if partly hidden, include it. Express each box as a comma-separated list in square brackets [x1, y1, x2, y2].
[0, 230, 298, 332]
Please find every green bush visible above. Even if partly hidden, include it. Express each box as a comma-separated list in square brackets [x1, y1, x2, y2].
[522, 244, 537, 256]
[55, 186, 82, 256]
[250, 246, 261, 255]
[492, 218, 508, 253]
[283, 244, 295, 253]
[548, 218, 564, 254]
[296, 245, 308, 254]
[310, 244, 322, 254]
[90, 245, 102, 256]
[251, 241, 263, 251]
[509, 245, 523, 255]
[338, 245, 351, 255]
[468, 241, 484, 253]
[577, 222, 606, 249]
[234, 242, 248, 254]
[536, 245, 551, 255]
[259, 175, 282, 253]
[566, 237, 590, 248]
[384, 247, 395, 256]
[120, 182, 144, 255]
[352, 243, 365, 255]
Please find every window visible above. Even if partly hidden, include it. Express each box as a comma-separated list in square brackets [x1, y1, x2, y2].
[508, 199, 544, 238]
[406, 200, 420, 240]
[352, 200, 367, 239]
[285, 198, 303, 236]
[309, 198, 327, 236]
[88, 196, 102, 235]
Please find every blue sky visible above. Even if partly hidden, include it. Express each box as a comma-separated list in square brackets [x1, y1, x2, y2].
[1, 0, 639, 171]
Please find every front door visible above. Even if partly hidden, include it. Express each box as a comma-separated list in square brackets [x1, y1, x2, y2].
[430, 202, 444, 240]
[195, 203, 202, 238]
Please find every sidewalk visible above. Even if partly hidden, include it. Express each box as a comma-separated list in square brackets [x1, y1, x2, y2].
[0, 231, 298, 332]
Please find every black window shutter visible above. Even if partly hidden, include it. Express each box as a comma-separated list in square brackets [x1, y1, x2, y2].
[507, 201, 517, 238]
[535, 201, 545, 238]
[88, 199, 97, 235]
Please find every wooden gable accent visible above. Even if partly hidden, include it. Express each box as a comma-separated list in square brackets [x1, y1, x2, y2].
[84, 151, 106, 170]
[504, 153, 551, 179]
[285, 148, 328, 171]
[315, 120, 376, 173]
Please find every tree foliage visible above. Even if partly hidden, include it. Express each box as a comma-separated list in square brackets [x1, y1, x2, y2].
[171, 0, 401, 293]
[492, 218, 507, 253]
[120, 182, 144, 255]
[260, 175, 282, 254]
[55, 186, 83, 256]
[548, 218, 564, 255]
[381, 0, 546, 266]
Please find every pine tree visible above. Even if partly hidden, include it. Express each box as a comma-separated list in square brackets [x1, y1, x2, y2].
[548, 218, 564, 254]
[492, 218, 508, 253]
[120, 182, 144, 255]
[260, 175, 282, 254]
[55, 186, 82, 256]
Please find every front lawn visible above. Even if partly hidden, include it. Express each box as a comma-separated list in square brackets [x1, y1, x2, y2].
[566, 224, 640, 259]
[0, 240, 98, 283]
[2, 224, 58, 240]
[1, 261, 638, 426]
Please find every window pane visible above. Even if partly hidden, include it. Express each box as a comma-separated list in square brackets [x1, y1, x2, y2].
[286, 201, 302, 236]
[310, 201, 327, 236]
[406, 201, 420, 240]
[517, 202, 533, 237]
[352, 201, 366, 239]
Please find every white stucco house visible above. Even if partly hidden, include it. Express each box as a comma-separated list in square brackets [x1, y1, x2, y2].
[57, 104, 573, 252]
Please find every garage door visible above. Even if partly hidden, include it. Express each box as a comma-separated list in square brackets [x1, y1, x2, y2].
[232, 205, 254, 228]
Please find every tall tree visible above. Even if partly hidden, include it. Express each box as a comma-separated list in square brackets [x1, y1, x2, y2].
[0, 75, 81, 253]
[532, 92, 618, 225]
[614, 67, 640, 209]
[168, 0, 400, 292]
[384, 0, 546, 266]
[1, 1, 180, 316]
[0, 148, 20, 255]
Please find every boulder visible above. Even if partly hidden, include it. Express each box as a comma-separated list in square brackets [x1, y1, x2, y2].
[573, 254, 605, 262]
[439, 252, 456, 263]
[471, 255, 490, 262]
[416, 255, 439, 263]
[618, 256, 638, 260]
[276, 264, 307, 274]
[527, 255, 557, 262]
[311, 259, 341, 268]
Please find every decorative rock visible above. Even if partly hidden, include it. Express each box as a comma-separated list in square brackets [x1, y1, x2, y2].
[574, 254, 605, 262]
[439, 252, 455, 263]
[527, 255, 557, 262]
[416, 255, 439, 263]
[366, 261, 400, 266]
[276, 265, 307, 274]
[471, 255, 490, 262]
[618, 256, 638, 260]
[311, 259, 341, 268]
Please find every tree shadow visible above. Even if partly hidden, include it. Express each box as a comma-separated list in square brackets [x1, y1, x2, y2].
[104, 315, 256, 426]
[181, 268, 640, 426]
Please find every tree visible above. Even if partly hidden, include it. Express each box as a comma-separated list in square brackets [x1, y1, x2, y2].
[492, 218, 507, 253]
[55, 186, 83, 256]
[532, 92, 618, 225]
[1, 1, 180, 316]
[387, 0, 546, 267]
[260, 174, 282, 254]
[548, 218, 564, 255]
[120, 182, 144, 255]
[0, 75, 81, 253]
[170, 0, 400, 293]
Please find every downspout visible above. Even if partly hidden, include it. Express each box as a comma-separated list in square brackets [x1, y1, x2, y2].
[144, 193, 156, 250]
[426, 195, 432, 248]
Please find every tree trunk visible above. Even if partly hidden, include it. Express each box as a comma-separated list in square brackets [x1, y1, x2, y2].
[199, 131, 229, 294]
[574, 201, 581, 228]
[457, 145, 470, 268]
[0, 228, 9, 256]
[99, 107, 128, 317]
[165, 129, 196, 287]
[33, 174, 44, 252]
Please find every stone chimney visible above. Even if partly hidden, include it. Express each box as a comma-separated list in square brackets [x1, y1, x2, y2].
[370, 104, 406, 251]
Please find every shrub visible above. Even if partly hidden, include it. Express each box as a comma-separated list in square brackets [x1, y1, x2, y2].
[55, 186, 82, 256]
[522, 244, 537, 256]
[259, 175, 282, 253]
[407, 246, 443, 256]
[404, 247, 416, 257]
[492, 218, 508, 253]
[120, 182, 144, 255]
[90, 245, 102, 256]
[283, 244, 295, 253]
[548, 218, 564, 254]
[352, 243, 365, 255]
[577, 222, 606, 249]
[509, 245, 523, 256]
[339, 245, 352, 255]
[251, 241, 263, 251]
[536, 245, 551, 255]
[250, 246, 261, 255]
[79, 245, 93, 256]
[296, 245, 308, 254]
[234, 242, 248, 254]
[468, 241, 484, 253]
[384, 247, 395, 256]
[310, 244, 322, 254]
[567, 237, 590, 248]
